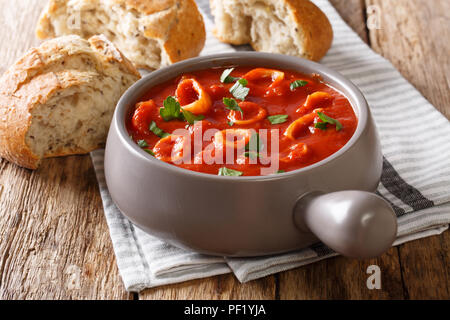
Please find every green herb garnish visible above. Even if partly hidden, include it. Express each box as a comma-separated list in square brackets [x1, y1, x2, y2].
[149, 121, 170, 138]
[144, 149, 155, 156]
[244, 151, 262, 160]
[229, 78, 249, 101]
[227, 121, 235, 127]
[223, 97, 244, 118]
[220, 68, 239, 83]
[245, 132, 263, 154]
[290, 80, 308, 91]
[137, 139, 148, 148]
[218, 167, 243, 176]
[183, 109, 205, 125]
[267, 114, 289, 125]
[160, 96, 205, 125]
[314, 122, 328, 130]
[160, 96, 183, 121]
[314, 112, 343, 131]
[138, 139, 153, 156]
[277, 170, 285, 174]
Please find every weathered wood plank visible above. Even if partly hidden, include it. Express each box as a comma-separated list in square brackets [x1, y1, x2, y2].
[0, 157, 132, 299]
[329, 0, 369, 43]
[140, 274, 276, 300]
[366, 0, 450, 118]
[279, 248, 404, 299]
[366, 0, 450, 299]
[397, 234, 449, 299]
[276, 0, 405, 300]
[0, 0, 131, 300]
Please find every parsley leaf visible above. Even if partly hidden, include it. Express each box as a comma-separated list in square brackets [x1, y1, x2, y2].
[245, 132, 263, 153]
[160, 96, 183, 121]
[218, 167, 243, 176]
[290, 80, 308, 91]
[183, 109, 205, 125]
[144, 149, 155, 156]
[220, 68, 239, 83]
[137, 139, 153, 156]
[229, 78, 250, 101]
[314, 112, 343, 131]
[314, 122, 328, 130]
[277, 170, 285, 174]
[267, 114, 289, 125]
[137, 139, 148, 148]
[160, 96, 205, 125]
[149, 121, 170, 138]
[244, 151, 261, 160]
[227, 121, 235, 127]
[223, 97, 244, 118]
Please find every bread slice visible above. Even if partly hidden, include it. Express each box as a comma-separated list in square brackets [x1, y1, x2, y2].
[36, 0, 206, 70]
[210, 0, 333, 61]
[0, 35, 141, 169]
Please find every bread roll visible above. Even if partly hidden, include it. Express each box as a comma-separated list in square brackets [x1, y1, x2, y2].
[0, 35, 141, 169]
[36, 0, 206, 70]
[210, 0, 333, 61]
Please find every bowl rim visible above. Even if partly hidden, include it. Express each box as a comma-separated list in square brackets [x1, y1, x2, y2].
[112, 52, 369, 181]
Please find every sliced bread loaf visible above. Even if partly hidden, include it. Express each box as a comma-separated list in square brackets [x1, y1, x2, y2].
[0, 35, 141, 169]
[36, 0, 206, 70]
[210, 0, 333, 61]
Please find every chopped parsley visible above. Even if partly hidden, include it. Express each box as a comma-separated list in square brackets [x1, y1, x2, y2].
[149, 121, 170, 138]
[314, 112, 343, 131]
[183, 109, 205, 125]
[229, 78, 249, 101]
[144, 149, 155, 156]
[223, 97, 244, 118]
[245, 132, 263, 155]
[137, 139, 148, 148]
[220, 68, 239, 83]
[290, 80, 308, 91]
[267, 114, 289, 125]
[218, 167, 243, 176]
[160, 96, 205, 125]
[244, 151, 262, 160]
[160, 96, 183, 121]
[137, 139, 153, 156]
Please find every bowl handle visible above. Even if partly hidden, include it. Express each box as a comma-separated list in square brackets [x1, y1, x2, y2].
[294, 191, 397, 258]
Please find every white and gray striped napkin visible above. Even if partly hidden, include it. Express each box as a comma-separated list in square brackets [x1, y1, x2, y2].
[91, 0, 450, 291]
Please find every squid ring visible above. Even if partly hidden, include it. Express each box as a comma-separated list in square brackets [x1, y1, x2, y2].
[296, 91, 333, 114]
[243, 68, 285, 88]
[213, 129, 253, 150]
[153, 135, 190, 163]
[227, 101, 267, 125]
[284, 108, 324, 140]
[176, 79, 212, 115]
[279, 143, 310, 163]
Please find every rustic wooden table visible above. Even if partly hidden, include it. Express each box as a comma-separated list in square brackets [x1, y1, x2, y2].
[0, 0, 448, 300]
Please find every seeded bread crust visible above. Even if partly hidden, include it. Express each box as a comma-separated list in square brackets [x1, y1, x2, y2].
[36, 0, 206, 69]
[0, 35, 141, 169]
[210, 0, 333, 61]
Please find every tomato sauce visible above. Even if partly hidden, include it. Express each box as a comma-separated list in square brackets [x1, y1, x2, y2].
[126, 67, 358, 176]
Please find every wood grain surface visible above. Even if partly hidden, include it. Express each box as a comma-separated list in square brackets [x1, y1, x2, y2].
[0, 0, 448, 300]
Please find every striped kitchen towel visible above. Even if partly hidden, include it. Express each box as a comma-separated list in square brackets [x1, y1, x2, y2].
[91, 0, 450, 291]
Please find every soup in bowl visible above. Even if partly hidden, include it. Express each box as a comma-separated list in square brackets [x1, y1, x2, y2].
[127, 67, 358, 176]
[105, 52, 397, 258]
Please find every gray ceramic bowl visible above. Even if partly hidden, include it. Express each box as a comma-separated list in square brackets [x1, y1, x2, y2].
[104, 52, 397, 258]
